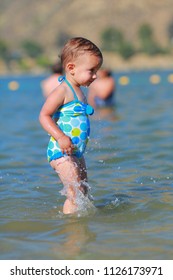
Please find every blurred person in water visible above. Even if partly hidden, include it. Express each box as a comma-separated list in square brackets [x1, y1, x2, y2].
[41, 61, 63, 99]
[39, 37, 103, 214]
[88, 67, 116, 108]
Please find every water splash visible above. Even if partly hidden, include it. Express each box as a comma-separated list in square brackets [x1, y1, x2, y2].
[75, 189, 96, 217]
[59, 180, 96, 217]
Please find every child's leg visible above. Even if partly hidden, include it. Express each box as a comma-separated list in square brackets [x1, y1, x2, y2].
[50, 156, 88, 214]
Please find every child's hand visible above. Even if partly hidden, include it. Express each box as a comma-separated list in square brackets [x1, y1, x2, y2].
[58, 135, 74, 155]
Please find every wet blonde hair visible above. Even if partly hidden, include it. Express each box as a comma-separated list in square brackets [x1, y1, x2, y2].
[60, 37, 103, 69]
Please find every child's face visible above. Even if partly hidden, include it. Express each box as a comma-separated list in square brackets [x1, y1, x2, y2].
[72, 53, 102, 87]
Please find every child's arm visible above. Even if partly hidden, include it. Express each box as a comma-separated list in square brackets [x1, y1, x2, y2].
[39, 86, 74, 155]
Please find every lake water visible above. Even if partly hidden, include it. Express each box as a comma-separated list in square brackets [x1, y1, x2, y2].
[0, 70, 173, 260]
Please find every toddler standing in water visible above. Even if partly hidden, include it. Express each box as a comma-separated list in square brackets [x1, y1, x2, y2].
[39, 37, 103, 214]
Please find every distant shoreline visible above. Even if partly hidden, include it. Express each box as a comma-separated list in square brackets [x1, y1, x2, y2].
[1, 53, 173, 75]
[102, 52, 173, 71]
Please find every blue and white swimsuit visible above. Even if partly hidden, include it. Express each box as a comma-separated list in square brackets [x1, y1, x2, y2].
[47, 77, 94, 162]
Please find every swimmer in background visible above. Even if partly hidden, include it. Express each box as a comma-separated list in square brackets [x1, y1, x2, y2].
[39, 37, 103, 214]
[87, 68, 116, 109]
[41, 61, 63, 99]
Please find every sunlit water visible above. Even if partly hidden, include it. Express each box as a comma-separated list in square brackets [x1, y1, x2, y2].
[0, 70, 173, 260]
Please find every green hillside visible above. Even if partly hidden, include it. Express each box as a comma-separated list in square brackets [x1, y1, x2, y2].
[1, 0, 173, 72]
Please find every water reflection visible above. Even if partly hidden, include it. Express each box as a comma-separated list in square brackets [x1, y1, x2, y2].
[51, 218, 96, 259]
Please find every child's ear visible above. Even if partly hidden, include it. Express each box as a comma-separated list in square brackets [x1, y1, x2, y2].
[67, 63, 75, 74]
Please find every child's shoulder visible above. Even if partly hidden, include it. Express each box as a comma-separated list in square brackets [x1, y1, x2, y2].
[50, 82, 74, 105]
[51, 82, 67, 96]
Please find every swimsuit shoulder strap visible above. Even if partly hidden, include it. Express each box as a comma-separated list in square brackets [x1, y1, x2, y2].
[58, 76, 78, 101]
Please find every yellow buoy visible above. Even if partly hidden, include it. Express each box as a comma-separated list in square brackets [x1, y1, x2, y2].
[119, 76, 129, 86]
[149, 74, 160, 84]
[8, 81, 19, 91]
[167, 74, 173, 83]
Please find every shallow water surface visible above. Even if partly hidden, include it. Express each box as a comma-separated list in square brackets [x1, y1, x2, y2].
[0, 71, 173, 259]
